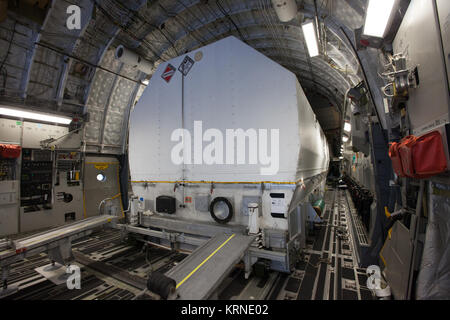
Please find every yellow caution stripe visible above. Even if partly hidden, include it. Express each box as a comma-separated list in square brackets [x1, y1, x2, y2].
[379, 230, 393, 267]
[380, 252, 387, 267]
[176, 234, 236, 289]
[85, 162, 119, 165]
[384, 207, 391, 218]
[111, 193, 121, 200]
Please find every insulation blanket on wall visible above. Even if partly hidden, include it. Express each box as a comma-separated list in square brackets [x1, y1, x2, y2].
[416, 182, 450, 300]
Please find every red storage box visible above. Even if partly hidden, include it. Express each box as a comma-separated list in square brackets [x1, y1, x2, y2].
[398, 135, 417, 178]
[389, 142, 405, 177]
[412, 131, 447, 178]
[389, 131, 448, 179]
[0, 144, 21, 159]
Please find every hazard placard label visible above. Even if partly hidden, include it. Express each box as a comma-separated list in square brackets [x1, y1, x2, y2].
[178, 56, 195, 76]
[161, 64, 176, 83]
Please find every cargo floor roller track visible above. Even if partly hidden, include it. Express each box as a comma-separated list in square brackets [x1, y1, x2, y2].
[166, 233, 256, 300]
[12, 215, 117, 252]
[1, 215, 118, 295]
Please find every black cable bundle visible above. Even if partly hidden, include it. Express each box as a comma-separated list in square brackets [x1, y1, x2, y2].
[0, 20, 17, 95]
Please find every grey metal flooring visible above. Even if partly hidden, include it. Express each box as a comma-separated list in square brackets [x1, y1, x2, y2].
[274, 188, 375, 300]
[0, 188, 375, 300]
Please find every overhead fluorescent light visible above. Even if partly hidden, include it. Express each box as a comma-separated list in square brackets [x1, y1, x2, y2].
[302, 21, 319, 57]
[344, 122, 352, 133]
[342, 136, 349, 143]
[0, 107, 72, 125]
[363, 0, 396, 38]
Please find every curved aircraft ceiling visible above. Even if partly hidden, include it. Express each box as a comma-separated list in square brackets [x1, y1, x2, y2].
[0, 0, 379, 156]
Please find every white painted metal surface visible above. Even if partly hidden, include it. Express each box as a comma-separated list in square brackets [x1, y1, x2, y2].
[436, 0, 450, 89]
[83, 156, 122, 218]
[129, 36, 329, 183]
[248, 203, 260, 235]
[0, 118, 22, 145]
[0, 181, 19, 236]
[0, 117, 81, 149]
[393, 0, 450, 134]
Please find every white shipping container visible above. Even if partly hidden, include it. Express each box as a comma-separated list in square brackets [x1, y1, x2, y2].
[129, 36, 329, 183]
[128, 36, 329, 231]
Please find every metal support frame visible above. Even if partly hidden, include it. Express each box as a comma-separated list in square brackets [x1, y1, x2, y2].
[407, 180, 425, 299]
[19, 2, 54, 99]
[120, 79, 144, 154]
[98, 63, 124, 152]
[364, 122, 393, 266]
[0, 215, 117, 292]
[118, 224, 206, 247]
[55, 6, 93, 108]
[125, 1, 356, 99]
[119, 216, 293, 278]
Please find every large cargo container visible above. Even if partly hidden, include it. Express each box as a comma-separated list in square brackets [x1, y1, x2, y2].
[128, 36, 329, 272]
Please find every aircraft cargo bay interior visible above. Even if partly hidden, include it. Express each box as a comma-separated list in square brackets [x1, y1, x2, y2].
[0, 0, 449, 303]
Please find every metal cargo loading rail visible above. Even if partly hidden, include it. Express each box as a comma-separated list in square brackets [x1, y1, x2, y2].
[118, 218, 291, 300]
[0, 215, 118, 296]
[165, 233, 256, 300]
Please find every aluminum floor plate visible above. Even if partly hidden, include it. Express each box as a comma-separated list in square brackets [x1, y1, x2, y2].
[34, 262, 80, 285]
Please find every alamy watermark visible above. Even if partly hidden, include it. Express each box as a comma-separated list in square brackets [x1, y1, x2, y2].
[366, 265, 382, 290]
[66, 264, 81, 290]
[66, 5, 81, 30]
[171, 121, 280, 175]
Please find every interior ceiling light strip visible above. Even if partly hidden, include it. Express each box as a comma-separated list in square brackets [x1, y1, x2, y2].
[363, 0, 396, 38]
[344, 121, 352, 132]
[302, 21, 320, 57]
[0, 107, 72, 125]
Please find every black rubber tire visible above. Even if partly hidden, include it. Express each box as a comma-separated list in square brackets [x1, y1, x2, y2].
[147, 272, 176, 299]
[209, 197, 233, 224]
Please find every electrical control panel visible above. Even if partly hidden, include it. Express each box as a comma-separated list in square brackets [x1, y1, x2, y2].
[56, 151, 82, 187]
[54, 150, 84, 223]
[19, 150, 85, 232]
[20, 149, 53, 210]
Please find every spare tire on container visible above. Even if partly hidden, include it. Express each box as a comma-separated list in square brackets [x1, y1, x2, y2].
[210, 197, 234, 224]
